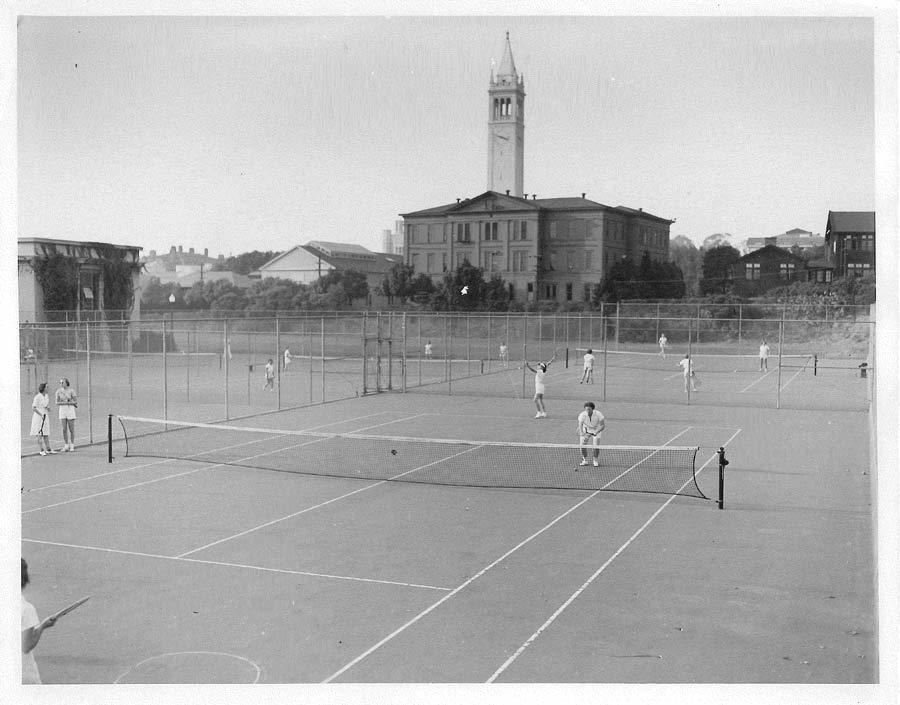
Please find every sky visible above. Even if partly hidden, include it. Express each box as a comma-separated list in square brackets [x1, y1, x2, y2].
[14, 13, 878, 257]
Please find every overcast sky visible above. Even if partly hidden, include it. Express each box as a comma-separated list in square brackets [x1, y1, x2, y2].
[15, 13, 877, 257]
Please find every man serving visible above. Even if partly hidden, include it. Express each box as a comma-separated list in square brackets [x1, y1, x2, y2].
[577, 401, 605, 467]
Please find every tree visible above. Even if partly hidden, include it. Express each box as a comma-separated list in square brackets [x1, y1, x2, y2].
[701, 233, 734, 250]
[141, 276, 182, 309]
[317, 269, 369, 304]
[409, 273, 436, 303]
[380, 262, 416, 304]
[246, 277, 307, 312]
[483, 273, 511, 311]
[699, 244, 741, 295]
[213, 250, 281, 275]
[669, 235, 702, 296]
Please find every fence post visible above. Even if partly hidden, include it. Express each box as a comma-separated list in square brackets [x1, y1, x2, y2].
[224, 318, 230, 419]
[686, 315, 692, 406]
[615, 302, 620, 350]
[446, 315, 452, 395]
[275, 317, 281, 410]
[824, 304, 829, 360]
[776, 310, 784, 409]
[321, 317, 326, 402]
[402, 311, 407, 393]
[487, 313, 492, 373]
[656, 302, 660, 344]
[466, 316, 471, 377]
[162, 317, 169, 422]
[738, 304, 743, 345]
[86, 321, 93, 443]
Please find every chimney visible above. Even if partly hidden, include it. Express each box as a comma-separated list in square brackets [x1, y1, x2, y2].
[582, 193, 586, 199]
[506, 190, 510, 196]
[189, 247, 194, 254]
[457, 198, 461, 203]
[639, 208, 643, 212]
[532, 194, 537, 200]
[170, 246, 176, 253]
[204, 248, 208, 257]
[178, 245, 183, 253]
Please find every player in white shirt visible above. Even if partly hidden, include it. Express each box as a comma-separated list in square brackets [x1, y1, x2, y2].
[283, 347, 293, 372]
[577, 401, 605, 467]
[658, 333, 668, 358]
[525, 351, 557, 418]
[580, 348, 595, 384]
[424, 341, 433, 359]
[499, 342, 508, 368]
[758, 340, 770, 372]
[679, 353, 698, 393]
[263, 359, 275, 391]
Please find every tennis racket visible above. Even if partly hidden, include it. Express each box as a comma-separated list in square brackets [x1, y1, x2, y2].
[49, 596, 91, 621]
[691, 371, 702, 388]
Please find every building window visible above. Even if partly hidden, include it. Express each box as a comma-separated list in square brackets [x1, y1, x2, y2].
[567, 251, 575, 271]
[583, 284, 592, 302]
[426, 253, 435, 273]
[746, 263, 760, 280]
[412, 254, 421, 271]
[545, 283, 558, 300]
[508, 283, 515, 299]
[847, 263, 872, 277]
[584, 250, 593, 270]
[465, 223, 471, 242]
[549, 252, 558, 271]
[521, 221, 528, 240]
[566, 283, 573, 301]
[549, 222, 557, 239]
[442, 253, 447, 272]
[779, 263, 795, 280]
[860, 234, 874, 251]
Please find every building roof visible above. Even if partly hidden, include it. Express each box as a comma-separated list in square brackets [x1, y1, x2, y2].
[737, 244, 806, 263]
[19, 236, 142, 251]
[401, 191, 672, 223]
[302, 244, 401, 275]
[826, 211, 875, 233]
[496, 32, 518, 79]
[305, 241, 374, 257]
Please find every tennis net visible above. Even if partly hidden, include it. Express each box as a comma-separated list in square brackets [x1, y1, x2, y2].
[115, 415, 706, 498]
[61, 349, 221, 367]
[568, 348, 814, 374]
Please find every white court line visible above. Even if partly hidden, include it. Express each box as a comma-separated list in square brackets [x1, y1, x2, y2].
[779, 364, 807, 391]
[320, 426, 694, 684]
[26, 409, 397, 493]
[22, 538, 449, 591]
[175, 443, 479, 558]
[738, 368, 773, 393]
[486, 427, 742, 682]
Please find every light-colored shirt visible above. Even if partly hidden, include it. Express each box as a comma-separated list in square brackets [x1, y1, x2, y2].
[265, 362, 275, 379]
[534, 369, 546, 393]
[283, 349, 292, 363]
[499, 345, 507, 356]
[583, 353, 595, 369]
[22, 596, 41, 684]
[424, 344, 432, 355]
[577, 409, 605, 436]
[32, 393, 50, 417]
[679, 358, 693, 376]
[659, 336, 667, 346]
[759, 344, 770, 358]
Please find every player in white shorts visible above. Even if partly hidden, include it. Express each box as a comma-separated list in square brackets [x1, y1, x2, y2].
[525, 351, 557, 418]
[283, 347, 293, 372]
[658, 333, 668, 358]
[577, 401, 605, 467]
[580, 348, 595, 384]
[679, 353, 698, 393]
[499, 342, 508, 367]
[758, 340, 770, 372]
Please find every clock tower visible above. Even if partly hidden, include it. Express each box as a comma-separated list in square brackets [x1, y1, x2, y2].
[487, 32, 525, 197]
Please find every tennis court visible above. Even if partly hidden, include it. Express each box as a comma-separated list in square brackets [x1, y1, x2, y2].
[20, 386, 875, 684]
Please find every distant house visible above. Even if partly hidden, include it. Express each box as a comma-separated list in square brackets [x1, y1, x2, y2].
[745, 228, 824, 253]
[825, 211, 875, 278]
[251, 241, 403, 306]
[728, 245, 807, 296]
[141, 245, 224, 278]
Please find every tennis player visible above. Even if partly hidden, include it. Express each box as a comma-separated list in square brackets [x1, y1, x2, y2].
[283, 347, 293, 372]
[499, 342, 508, 367]
[55, 378, 77, 452]
[30, 383, 55, 456]
[759, 339, 770, 372]
[525, 351, 557, 418]
[264, 359, 275, 391]
[658, 333, 668, 358]
[580, 348, 595, 384]
[577, 401, 605, 467]
[22, 558, 57, 684]
[424, 340, 433, 359]
[679, 353, 698, 393]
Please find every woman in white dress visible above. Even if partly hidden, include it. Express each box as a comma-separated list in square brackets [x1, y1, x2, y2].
[22, 558, 58, 684]
[30, 383, 55, 455]
[55, 378, 77, 452]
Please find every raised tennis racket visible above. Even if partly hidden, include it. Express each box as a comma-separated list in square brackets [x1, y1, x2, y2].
[49, 595, 91, 621]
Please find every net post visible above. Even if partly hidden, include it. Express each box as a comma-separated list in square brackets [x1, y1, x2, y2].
[813, 353, 818, 376]
[107, 414, 113, 463]
[717, 446, 728, 509]
[565, 347, 569, 369]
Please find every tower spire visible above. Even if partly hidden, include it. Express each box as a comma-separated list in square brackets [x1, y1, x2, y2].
[497, 30, 518, 80]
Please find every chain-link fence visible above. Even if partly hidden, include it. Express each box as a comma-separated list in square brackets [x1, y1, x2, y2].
[19, 307, 874, 453]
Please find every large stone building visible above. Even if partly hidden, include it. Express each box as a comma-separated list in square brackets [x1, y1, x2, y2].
[401, 34, 672, 305]
[745, 228, 824, 253]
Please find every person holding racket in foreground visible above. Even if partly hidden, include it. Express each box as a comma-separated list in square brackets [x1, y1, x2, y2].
[22, 557, 90, 684]
[525, 350, 558, 418]
[577, 401, 605, 467]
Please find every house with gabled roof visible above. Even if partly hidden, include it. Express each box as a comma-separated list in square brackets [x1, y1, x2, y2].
[825, 211, 875, 278]
[727, 244, 807, 296]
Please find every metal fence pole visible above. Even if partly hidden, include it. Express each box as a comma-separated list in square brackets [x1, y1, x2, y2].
[738, 304, 743, 345]
[162, 317, 168, 422]
[466, 316, 471, 377]
[776, 311, 784, 409]
[602, 316, 608, 403]
[656, 302, 660, 344]
[308, 320, 313, 404]
[486, 313, 492, 373]
[824, 304, 829, 359]
[686, 316, 692, 406]
[224, 319, 230, 419]
[615, 302, 620, 350]
[275, 317, 281, 410]
[321, 317, 326, 402]
[86, 322, 93, 443]
[402, 311, 407, 393]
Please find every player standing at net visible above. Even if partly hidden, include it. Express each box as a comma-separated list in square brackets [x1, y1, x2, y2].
[577, 401, 605, 467]
[525, 351, 557, 418]
[758, 339, 770, 372]
[579, 348, 595, 384]
[658, 333, 668, 358]
[679, 353, 698, 393]
[264, 359, 275, 391]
